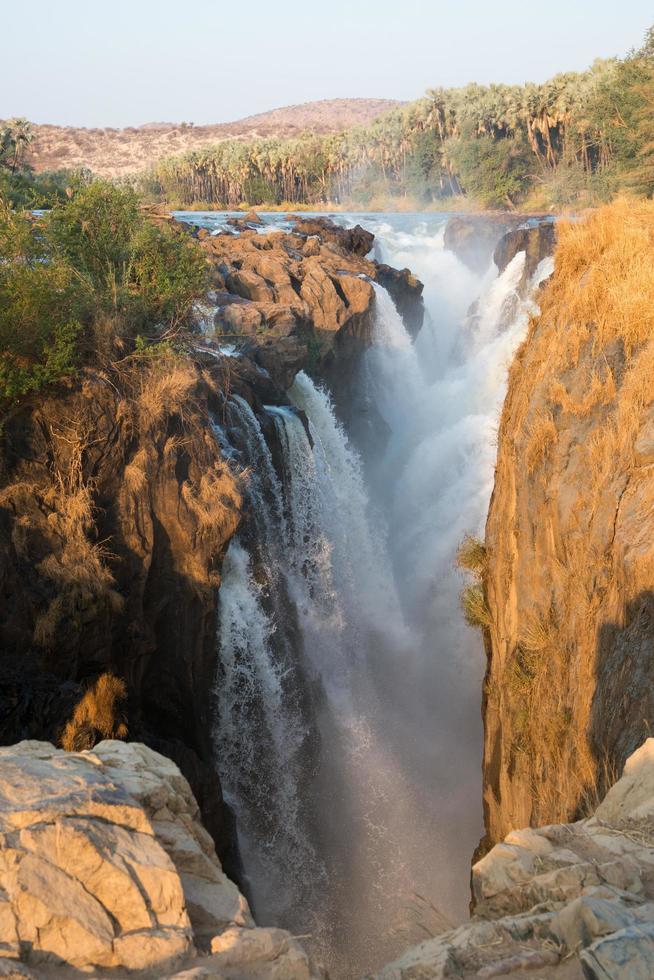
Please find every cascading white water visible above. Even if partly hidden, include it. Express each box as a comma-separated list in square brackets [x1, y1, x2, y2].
[199, 210, 554, 978]
[212, 398, 323, 925]
[266, 382, 427, 973]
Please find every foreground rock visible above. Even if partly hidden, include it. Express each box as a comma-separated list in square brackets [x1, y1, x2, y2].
[377, 739, 654, 979]
[0, 740, 321, 978]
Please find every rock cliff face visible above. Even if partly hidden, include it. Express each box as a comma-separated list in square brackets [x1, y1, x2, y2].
[0, 358, 243, 872]
[443, 215, 524, 274]
[480, 199, 654, 849]
[0, 739, 320, 978]
[378, 738, 654, 979]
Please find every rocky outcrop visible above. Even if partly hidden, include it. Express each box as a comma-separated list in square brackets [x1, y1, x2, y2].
[480, 199, 654, 850]
[195, 214, 423, 428]
[0, 739, 320, 978]
[444, 215, 523, 274]
[377, 739, 654, 979]
[289, 216, 374, 257]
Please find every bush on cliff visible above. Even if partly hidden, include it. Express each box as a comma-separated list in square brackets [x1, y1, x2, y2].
[0, 206, 87, 401]
[47, 182, 207, 334]
[0, 182, 207, 409]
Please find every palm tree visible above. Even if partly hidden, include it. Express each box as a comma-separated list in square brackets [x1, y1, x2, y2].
[7, 118, 34, 173]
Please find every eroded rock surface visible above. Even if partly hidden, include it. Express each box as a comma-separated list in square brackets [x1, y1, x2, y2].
[0, 740, 320, 979]
[194, 215, 423, 424]
[377, 739, 654, 979]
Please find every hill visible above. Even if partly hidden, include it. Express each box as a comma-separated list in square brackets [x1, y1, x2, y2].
[21, 98, 401, 178]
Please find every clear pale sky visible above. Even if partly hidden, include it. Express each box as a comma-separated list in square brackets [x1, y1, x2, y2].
[3, 0, 652, 128]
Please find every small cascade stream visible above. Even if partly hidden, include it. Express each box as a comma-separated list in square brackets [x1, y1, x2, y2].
[203, 212, 553, 978]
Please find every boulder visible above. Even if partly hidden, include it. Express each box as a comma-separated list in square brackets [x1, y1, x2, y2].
[291, 216, 374, 256]
[374, 263, 424, 338]
[0, 741, 194, 971]
[225, 269, 275, 304]
[493, 220, 556, 292]
[226, 210, 264, 231]
[0, 740, 322, 979]
[581, 923, 654, 979]
[594, 737, 654, 826]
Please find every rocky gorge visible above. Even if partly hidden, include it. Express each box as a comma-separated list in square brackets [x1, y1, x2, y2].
[2, 200, 654, 978]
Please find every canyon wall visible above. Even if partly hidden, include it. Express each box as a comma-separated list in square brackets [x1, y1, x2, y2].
[481, 199, 654, 849]
[0, 357, 243, 870]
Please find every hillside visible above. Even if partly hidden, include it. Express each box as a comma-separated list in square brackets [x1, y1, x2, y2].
[21, 98, 401, 178]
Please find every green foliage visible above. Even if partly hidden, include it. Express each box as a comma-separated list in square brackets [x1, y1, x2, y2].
[0, 182, 206, 409]
[0, 206, 85, 401]
[585, 38, 654, 196]
[46, 182, 207, 331]
[446, 133, 536, 207]
[0, 118, 34, 174]
[0, 167, 94, 210]
[47, 182, 142, 286]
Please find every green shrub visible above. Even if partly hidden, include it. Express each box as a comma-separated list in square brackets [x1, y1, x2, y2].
[0, 208, 86, 401]
[46, 181, 206, 332]
[0, 182, 207, 409]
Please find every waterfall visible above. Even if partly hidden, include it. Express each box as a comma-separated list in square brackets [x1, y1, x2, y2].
[201, 210, 554, 977]
[353, 240, 554, 940]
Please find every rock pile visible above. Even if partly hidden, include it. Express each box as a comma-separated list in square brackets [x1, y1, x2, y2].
[377, 739, 654, 979]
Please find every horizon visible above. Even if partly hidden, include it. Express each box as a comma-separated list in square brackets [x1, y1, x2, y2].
[3, 0, 653, 128]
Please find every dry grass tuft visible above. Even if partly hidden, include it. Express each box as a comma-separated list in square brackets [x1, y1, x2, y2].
[181, 466, 240, 534]
[461, 584, 492, 629]
[32, 424, 123, 649]
[124, 448, 150, 494]
[525, 411, 558, 473]
[456, 534, 487, 575]
[520, 615, 552, 653]
[60, 673, 128, 751]
[137, 356, 198, 431]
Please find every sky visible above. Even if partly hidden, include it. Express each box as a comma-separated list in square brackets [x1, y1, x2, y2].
[2, 0, 653, 128]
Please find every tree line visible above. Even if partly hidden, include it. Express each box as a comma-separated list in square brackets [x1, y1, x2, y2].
[144, 28, 654, 209]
